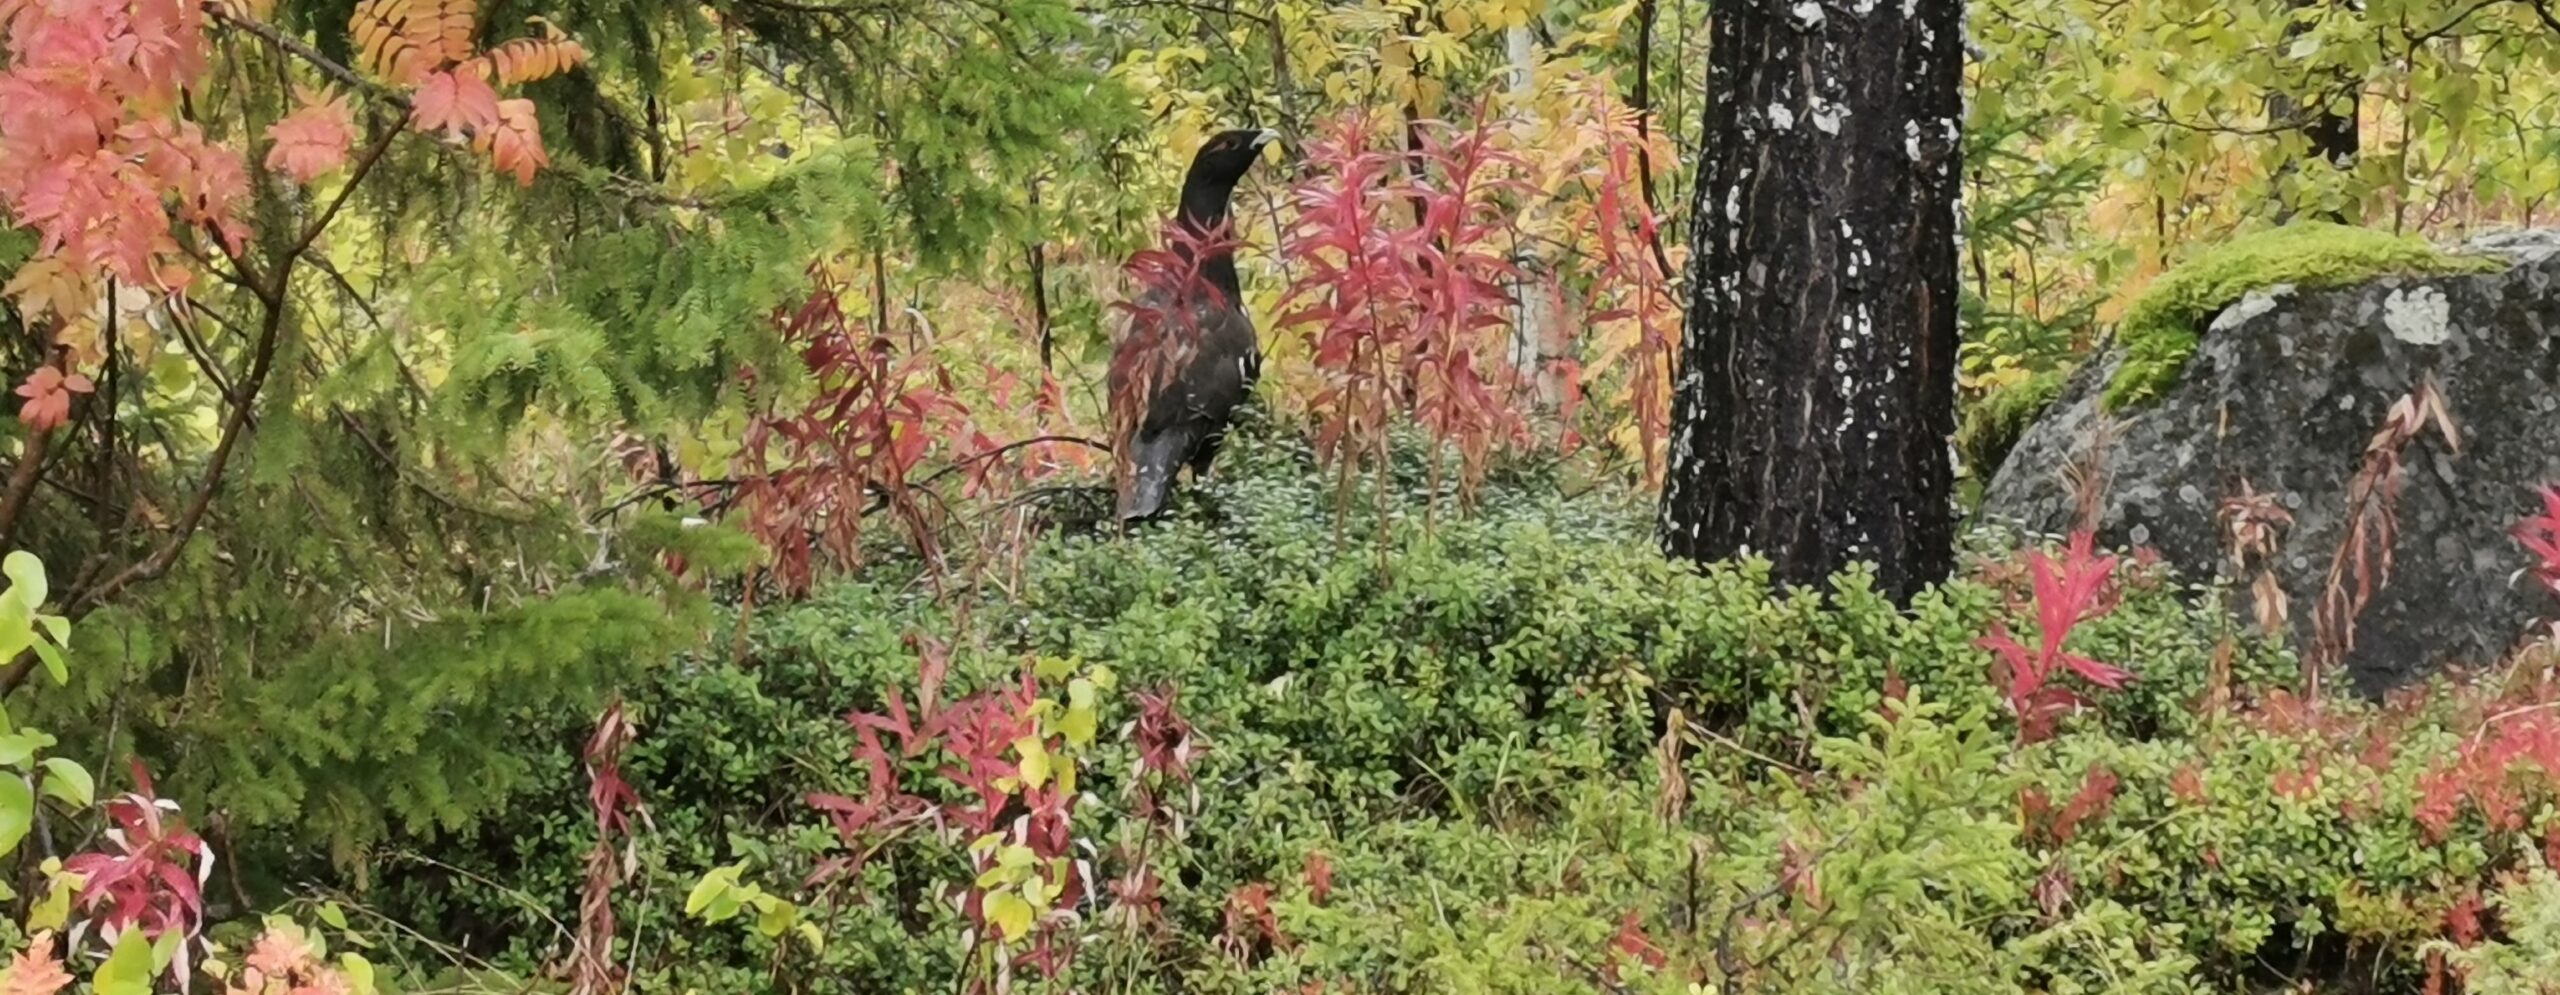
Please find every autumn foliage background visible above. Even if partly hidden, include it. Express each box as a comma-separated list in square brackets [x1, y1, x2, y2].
[1, 0, 2560, 991]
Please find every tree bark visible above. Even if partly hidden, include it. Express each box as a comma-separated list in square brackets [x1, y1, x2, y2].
[1658, 0, 1963, 602]
[2268, 0, 2358, 223]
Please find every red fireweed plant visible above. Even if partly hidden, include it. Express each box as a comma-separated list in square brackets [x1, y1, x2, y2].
[1979, 531, 2132, 742]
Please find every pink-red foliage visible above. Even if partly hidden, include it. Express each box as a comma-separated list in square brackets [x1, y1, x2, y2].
[63, 763, 209, 948]
[2022, 765, 2121, 845]
[569, 701, 640, 995]
[2514, 484, 2560, 608]
[730, 270, 980, 593]
[0, 0, 244, 296]
[2413, 706, 2560, 840]
[806, 644, 1086, 977]
[1, 932, 72, 995]
[1557, 83, 1680, 479]
[1276, 107, 1533, 493]
[1302, 850, 1333, 905]
[13, 365, 92, 431]
[1218, 882, 1287, 963]
[1600, 910, 1668, 983]
[804, 648, 1205, 983]
[1979, 532, 2132, 742]
[265, 88, 359, 183]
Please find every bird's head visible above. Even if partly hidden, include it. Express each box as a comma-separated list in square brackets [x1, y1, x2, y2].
[1186, 128, 1281, 190]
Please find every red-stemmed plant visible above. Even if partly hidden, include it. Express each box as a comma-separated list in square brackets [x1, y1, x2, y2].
[1979, 532, 2132, 743]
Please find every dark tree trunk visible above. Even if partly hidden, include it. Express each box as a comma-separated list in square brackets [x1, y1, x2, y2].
[1658, 0, 1964, 602]
[2269, 0, 2358, 223]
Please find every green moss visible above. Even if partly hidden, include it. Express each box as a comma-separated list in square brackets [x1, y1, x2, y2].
[1957, 367, 2071, 478]
[2100, 223, 2504, 411]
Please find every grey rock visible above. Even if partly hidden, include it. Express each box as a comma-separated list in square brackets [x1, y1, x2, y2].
[1982, 230, 2560, 694]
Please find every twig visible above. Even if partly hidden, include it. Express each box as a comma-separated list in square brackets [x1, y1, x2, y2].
[210, 8, 403, 108]
[0, 430, 52, 550]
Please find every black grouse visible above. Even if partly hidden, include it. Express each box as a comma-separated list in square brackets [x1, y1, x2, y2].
[1110, 127, 1278, 521]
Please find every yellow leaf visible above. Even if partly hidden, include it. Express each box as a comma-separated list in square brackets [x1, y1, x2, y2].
[3, 257, 90, 324]
[983, 891, 1035, 942]
[27, 867, 78, 931]
[54, 316, 104, 369]
[1013, 736, 1051, 788]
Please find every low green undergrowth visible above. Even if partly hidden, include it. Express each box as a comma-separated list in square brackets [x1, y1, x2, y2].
[256, 426, 2559, 994]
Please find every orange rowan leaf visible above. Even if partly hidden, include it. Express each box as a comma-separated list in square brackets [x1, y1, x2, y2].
[243, 925, 317, 977]
[14, 366, 93, 432]
[474, 36, 588, 86]
[472, 97, 548, 185]
[0, 930, 74, 995]
[349, 0, 475, 85]
[435, 0, 480, 64]
[265, 89, 359, 183]
[410, 68, 501, 139]
[350, 0, 436, 85]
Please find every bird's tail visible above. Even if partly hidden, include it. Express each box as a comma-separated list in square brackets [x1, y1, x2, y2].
[1118, 463, 1174, 522]
[1117, 432, 1186, 522]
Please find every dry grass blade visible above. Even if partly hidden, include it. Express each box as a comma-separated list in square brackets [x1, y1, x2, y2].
[2308, 375, 2458, 693]
[2063, 414, 2120, 536]
[2218, 478, 2294, 637]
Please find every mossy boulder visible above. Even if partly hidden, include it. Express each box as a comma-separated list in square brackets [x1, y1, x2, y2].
[1984, 228, 2560, 693]
[2101, 223, 2504, 410]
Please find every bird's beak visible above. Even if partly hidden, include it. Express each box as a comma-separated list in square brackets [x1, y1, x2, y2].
[1254, 129, 1283, 163]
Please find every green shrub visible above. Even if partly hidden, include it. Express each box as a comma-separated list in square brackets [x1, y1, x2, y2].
[334, 424, 2348, 994]
[2438, 864, 2560, 994]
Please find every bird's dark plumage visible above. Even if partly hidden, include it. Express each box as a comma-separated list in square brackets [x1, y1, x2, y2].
[1111, 127, 1278, 521]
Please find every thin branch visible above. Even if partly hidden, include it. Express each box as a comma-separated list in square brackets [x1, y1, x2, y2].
[0, 431, 53, 550]
[170, 301, 246, 405]
[210, 8, 404, 108]
[0, 235, 292, 697]
[289, 120, 406, 261]
[2405, 0, 2514, 46]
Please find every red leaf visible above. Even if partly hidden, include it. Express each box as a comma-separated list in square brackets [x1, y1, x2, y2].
[410, 68, 501, 140]
[13, 366, 90, 431]
[2515, 484, 2560, 602]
